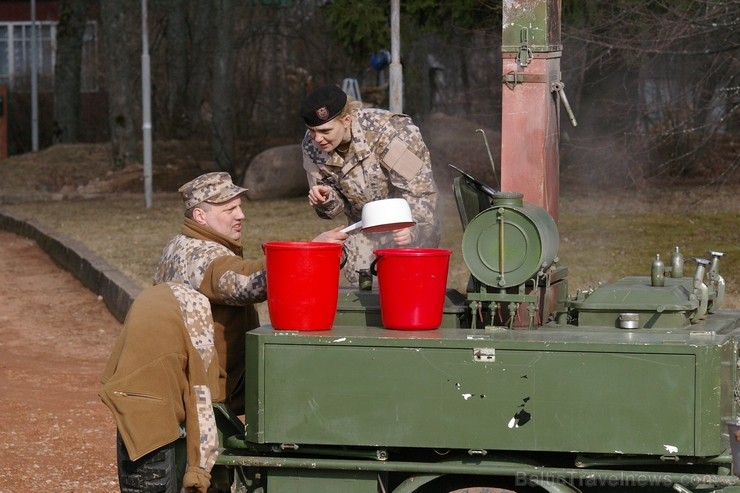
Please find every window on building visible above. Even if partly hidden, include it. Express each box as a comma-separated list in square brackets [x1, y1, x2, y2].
[0, 21, 98, 93]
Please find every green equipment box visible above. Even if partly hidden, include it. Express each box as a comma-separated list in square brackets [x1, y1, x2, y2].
[244, 313, 740, 457]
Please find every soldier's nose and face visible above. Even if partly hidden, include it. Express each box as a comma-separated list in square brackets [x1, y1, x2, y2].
[308, 117, 350, 152]
[201, 196, 245, 242]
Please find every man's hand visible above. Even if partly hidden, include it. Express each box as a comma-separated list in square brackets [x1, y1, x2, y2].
[312, 226, 348, 245]
[308, 185, 331, 206]
[392, 227, 412, 246]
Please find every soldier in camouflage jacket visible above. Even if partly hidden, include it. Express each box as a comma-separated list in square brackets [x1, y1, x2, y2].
[300, 85, 441, 285]
[154, 172, 345, 411]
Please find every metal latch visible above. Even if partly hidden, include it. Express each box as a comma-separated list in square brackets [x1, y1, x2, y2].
[517, 28, 532, 67]
[551, 81, 578, 127]
[473, 348, 495, 362]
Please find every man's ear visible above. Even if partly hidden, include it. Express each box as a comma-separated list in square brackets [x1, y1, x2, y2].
[192, 207, 207, 225]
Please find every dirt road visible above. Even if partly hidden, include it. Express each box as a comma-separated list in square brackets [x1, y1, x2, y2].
[0, 231, 120, 492]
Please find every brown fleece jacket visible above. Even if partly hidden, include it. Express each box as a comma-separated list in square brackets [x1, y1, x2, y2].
[100, 282, 220, 493]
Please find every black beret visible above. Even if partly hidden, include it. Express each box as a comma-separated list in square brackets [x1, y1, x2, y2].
[300, 85, 348, 127]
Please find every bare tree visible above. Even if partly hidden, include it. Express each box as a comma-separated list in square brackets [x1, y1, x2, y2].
[560, 0, 740, 187]
[52, 0, 92, 144]
[184, 1, 213, 137]
[160, 0, 189, 138]
[100, 0, 137, 170]
[166, 0, 213, 138]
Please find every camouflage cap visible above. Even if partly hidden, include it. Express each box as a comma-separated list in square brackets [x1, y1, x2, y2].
[178, 172, 248, 209]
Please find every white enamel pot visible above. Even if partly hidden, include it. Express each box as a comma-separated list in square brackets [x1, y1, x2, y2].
[341, 198, 416, 234]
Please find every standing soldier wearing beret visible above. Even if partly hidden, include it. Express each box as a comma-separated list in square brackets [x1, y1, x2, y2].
[300, 84, 441, 285]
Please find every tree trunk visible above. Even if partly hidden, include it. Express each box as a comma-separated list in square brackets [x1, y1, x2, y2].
[163, 0, 189, 138]
[100, 0, 137, 170]
[210, 0, 236, 175]
[52, 0, 91, 144]
[186, 0, 213, 136]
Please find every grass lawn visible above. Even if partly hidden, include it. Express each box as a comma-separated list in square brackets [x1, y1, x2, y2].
[3, 186, 738, 310]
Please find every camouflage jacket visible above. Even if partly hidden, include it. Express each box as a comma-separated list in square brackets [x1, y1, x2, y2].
[153, 217, 266, 410]
[302, 108, 441, 283]
[154, 218, 266, 305]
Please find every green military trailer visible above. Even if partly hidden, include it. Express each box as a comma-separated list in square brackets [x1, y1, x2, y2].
[203, 179, 740, 493]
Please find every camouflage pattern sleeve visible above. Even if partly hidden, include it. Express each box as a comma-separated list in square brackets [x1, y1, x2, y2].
[167, 282, 220, 478]
[302, 132, 347, 219]
[198, 256, 267, 305]
[376, 114, 441, 248]
[387, 160, 440, 248]
[154, 234, 267, 305]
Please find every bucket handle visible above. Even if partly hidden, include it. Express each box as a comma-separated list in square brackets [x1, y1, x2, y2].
[340, 245, 348, 269]
[369, 253, 383, 276]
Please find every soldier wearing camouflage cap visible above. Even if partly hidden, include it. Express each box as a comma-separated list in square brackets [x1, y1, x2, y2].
[300, 84, 441, 285]
[104, 172, 344, 490]
[154, 171, 346, 412]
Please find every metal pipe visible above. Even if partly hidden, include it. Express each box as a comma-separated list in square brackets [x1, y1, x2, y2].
[30, 0, 38, 151]
[389, 0, 402, 112]
[141, 0, 153, 208]
[475, 128, 500, 189]
[215, 454, 740, 489]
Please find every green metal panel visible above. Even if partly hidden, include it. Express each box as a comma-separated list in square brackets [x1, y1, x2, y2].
[572, 279, 697, 328]
[267, 468, 379, 493]
[245, 321, 737, 457]
[502, 0, 562, 52]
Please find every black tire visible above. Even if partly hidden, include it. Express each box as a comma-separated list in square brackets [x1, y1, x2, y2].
[116, 432, 186, 493]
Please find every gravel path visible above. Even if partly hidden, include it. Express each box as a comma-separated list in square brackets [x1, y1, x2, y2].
[0, 231, 120, 493]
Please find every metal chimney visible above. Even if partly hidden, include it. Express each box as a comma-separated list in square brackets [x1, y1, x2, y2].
[500, 0, 563, 221]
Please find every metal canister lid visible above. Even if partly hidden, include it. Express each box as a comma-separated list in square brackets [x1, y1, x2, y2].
[491, 191, 524, 208]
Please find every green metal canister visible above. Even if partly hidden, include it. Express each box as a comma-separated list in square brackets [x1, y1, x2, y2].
[651, 254, 666, 287]
[461, 192, 559, 288]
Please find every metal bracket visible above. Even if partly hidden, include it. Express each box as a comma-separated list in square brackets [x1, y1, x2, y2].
[503, 71, 549, 90]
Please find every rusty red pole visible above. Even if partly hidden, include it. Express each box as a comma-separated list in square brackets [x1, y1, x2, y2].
[500, 0, 562, 222]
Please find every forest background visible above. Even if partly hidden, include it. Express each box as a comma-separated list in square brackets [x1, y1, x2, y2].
[7, 0, 739, 191]
[0, 0, 737, 312]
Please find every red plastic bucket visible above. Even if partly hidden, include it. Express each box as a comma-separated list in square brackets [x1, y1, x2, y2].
[371, 248, 452, 330]
[263, 241, 342, 330]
